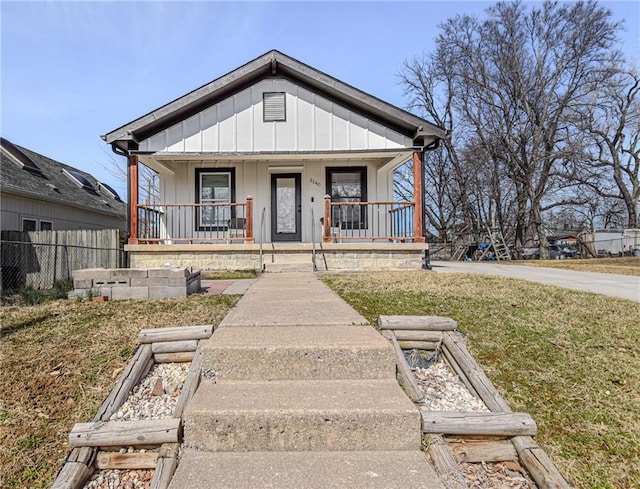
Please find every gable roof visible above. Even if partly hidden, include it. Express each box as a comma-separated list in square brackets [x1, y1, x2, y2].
[0, 138, 126, 218]
[102, 50, 446, 152]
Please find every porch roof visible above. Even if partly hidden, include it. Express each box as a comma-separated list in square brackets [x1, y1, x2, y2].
[136, 148, 415, 175]
[102, 50, 446, 153]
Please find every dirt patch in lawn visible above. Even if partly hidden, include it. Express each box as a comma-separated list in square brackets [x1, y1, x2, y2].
[323, 271, 640, 489]
[0, 294, 237, 489]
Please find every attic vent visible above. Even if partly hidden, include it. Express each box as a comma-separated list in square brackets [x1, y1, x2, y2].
[263, 92, 286, 122]
[63, 168, 94, 191]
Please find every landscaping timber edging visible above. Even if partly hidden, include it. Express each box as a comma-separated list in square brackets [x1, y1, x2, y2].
[68, 419, 181, 448]
[381, 315, 571, 489]
[50, 324, 213, 489]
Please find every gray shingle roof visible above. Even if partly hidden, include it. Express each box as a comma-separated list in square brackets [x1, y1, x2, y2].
[0, 138, 126, 218]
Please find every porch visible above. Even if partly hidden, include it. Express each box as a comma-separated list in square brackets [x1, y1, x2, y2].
[127, 192, 428, 271]
[132, 197, 422, 245]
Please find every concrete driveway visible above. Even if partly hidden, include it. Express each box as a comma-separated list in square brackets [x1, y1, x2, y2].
[431, 261, 640, 302]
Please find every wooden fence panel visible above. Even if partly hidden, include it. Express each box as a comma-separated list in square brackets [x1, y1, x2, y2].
[0, 229, 124, 291]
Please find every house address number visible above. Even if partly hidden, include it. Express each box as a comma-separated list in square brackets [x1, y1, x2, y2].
[309, 178, 321, 187]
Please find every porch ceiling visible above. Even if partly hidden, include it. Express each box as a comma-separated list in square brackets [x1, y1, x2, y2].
[136, 148, 415, 175]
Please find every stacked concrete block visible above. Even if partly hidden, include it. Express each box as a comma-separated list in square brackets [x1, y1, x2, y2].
[70, 268, 201, 300]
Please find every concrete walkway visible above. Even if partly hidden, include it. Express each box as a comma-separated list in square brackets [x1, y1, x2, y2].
[432, 261, 640, 302]
[200, 278, 255, 295]
[169, 273, 443, 489]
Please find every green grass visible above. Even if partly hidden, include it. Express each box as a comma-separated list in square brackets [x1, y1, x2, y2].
[322, 271, 640, 489]
[0, 294, 238, 489]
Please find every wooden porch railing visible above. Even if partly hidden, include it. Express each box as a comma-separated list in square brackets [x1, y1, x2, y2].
[135, 197, 254, 244]
[322, 195, 423, 243]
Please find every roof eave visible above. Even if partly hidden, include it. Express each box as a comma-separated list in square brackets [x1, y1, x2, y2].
[102, 51, 276, 145]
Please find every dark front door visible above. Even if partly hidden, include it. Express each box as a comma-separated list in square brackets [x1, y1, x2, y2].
[271, 173, 302, 242]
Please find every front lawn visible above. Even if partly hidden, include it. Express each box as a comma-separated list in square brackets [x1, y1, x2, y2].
[323, 271, 639, 489]
[0, 295, 237, 489]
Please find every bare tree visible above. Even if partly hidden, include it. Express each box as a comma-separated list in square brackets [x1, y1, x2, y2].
[402, 1, 625, 257]
[100, 150, 159, 206]
[399, 54, 476, 230]
[573, 67, 640, 228]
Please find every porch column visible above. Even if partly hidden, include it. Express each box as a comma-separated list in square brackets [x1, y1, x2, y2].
[322, 195, 332, 243]
[413, 151, 425, 243]
[244, 195, 255, 244]
[128, 154, 139, 244]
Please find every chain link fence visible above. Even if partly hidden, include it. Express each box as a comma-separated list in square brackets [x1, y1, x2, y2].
[1, 238, 126, 296]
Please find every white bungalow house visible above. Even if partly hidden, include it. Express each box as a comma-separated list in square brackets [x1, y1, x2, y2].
[102, 50, 446, 271]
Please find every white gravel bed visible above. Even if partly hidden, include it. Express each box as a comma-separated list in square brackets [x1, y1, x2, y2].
[414, 358, 489, 412]
[83, 468, 153, 489]
[110, 363, 189, 421]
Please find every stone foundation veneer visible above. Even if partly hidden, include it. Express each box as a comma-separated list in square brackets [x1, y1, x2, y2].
[126, 243, 428, 271]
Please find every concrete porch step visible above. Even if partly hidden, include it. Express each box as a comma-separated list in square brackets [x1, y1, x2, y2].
[168, 450, 444, 489]
[201, 325, 395, 381]
[263, 262, 315, 272]
[183, 379, 420, 452]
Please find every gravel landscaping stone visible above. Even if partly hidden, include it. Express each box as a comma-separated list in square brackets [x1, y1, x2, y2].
[110, 363, 190, 421]
[83, 468, 153, 489]
[413, 356, 489, 412]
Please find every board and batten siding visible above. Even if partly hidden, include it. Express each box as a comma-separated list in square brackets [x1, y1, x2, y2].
[138, 79, 413, 153]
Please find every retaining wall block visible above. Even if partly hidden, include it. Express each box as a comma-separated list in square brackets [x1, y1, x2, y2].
[149, 286, 188, 299]
[73, 268, 111, 281]
[168, 277, 188, 286]
[110, 269, 148, 279]
[130, 278, 151, 287]
[168, 268, 191, 278]
[73, 278, 93, 289]
[94, 279, 131, 287]
[111, 286, 149, 300]
[94, 287, 113, 300]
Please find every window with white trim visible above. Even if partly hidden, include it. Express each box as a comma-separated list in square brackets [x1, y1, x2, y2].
[195, 168, 235, 230]
[22, 218, 37, 232]
[40, 220, 53, 231]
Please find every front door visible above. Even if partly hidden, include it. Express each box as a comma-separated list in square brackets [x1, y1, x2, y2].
[271, 173, 301, 242]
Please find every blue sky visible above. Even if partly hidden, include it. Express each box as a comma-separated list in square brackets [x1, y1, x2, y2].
[2, 1, 638, 197]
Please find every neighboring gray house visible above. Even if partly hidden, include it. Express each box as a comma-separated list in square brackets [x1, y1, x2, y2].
[0, 138, 126, 232]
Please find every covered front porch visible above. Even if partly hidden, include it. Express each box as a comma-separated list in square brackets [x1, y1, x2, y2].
[126, 150, 426, 244]
[125, 150, 428, 271]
